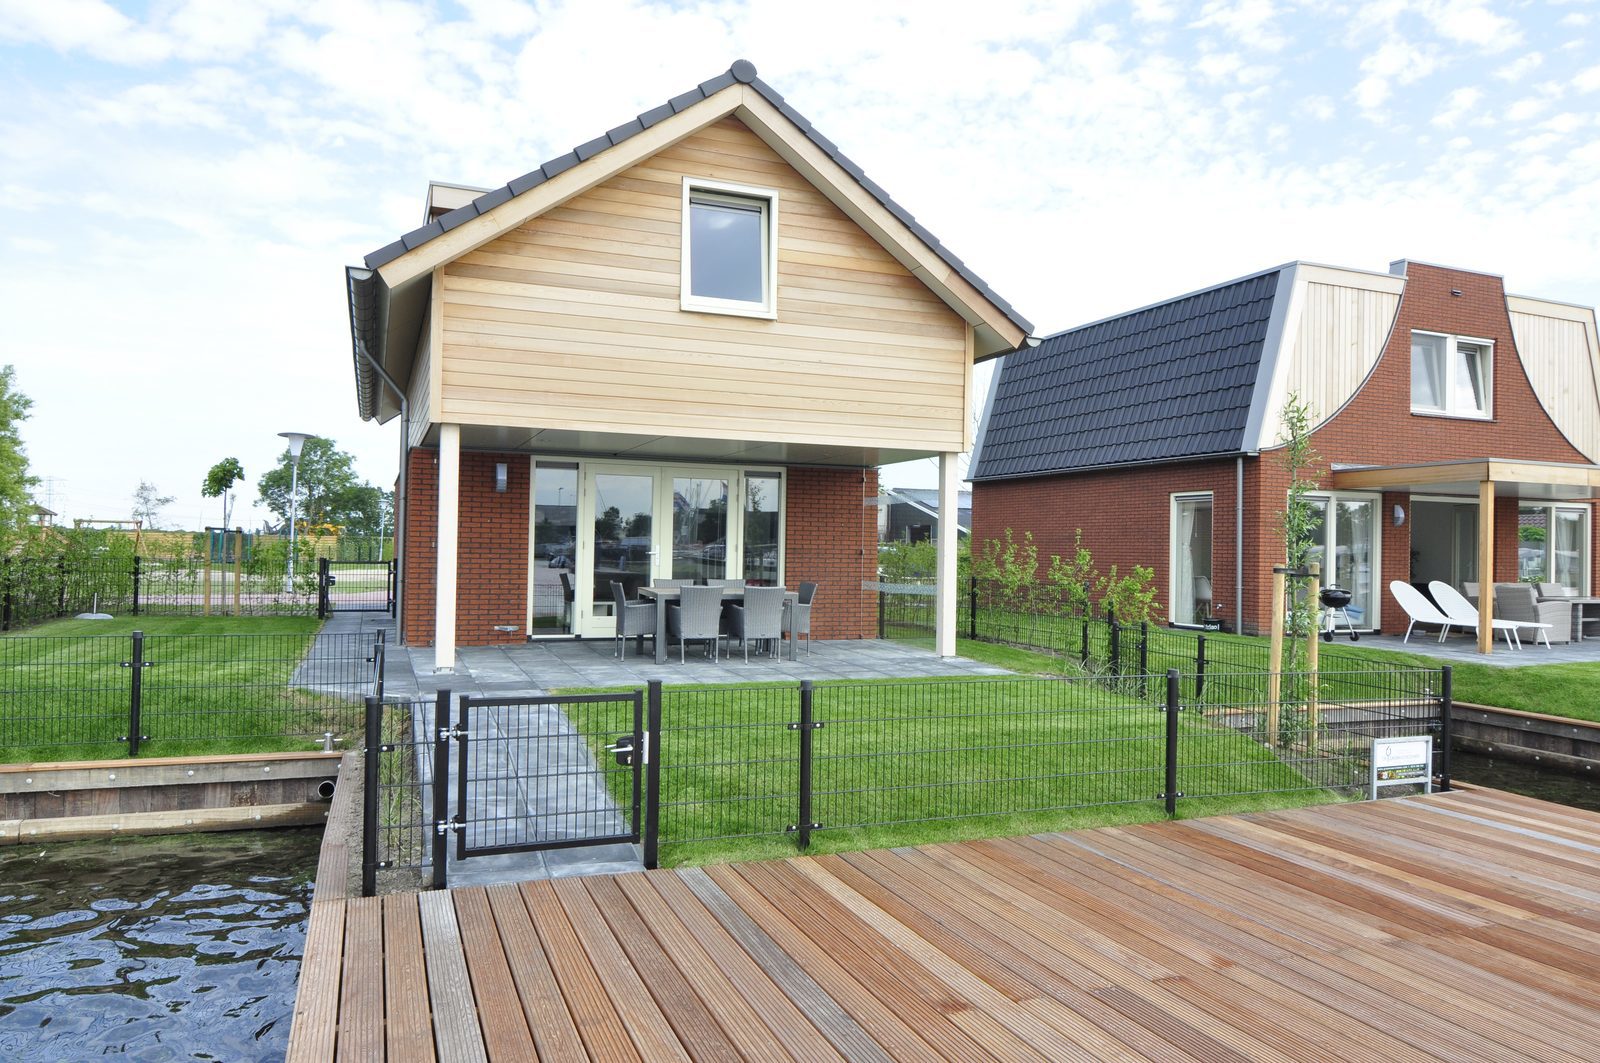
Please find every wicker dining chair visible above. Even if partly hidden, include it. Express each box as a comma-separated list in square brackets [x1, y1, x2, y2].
[725, 585, 786, 663]
[610, 581, 655, 659]
[667, 585, 724, 662]
[783, 581, 818, 656]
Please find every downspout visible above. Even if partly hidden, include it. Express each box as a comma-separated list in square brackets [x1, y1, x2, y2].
[1235, 456, 1245, 635]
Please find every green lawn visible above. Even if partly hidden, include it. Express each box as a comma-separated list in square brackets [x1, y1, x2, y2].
[954, 603, 1600, 723]
[0, 615, 364, 761]
[561, 671, 1348, 868]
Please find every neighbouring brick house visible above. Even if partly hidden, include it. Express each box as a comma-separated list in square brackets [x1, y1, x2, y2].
[970, 259, 1600, 653]
[346, 61, 1029, 668]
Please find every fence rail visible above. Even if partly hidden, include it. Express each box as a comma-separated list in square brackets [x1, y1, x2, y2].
[364, 664, 1450, 891]
[0, 629, 384, 760]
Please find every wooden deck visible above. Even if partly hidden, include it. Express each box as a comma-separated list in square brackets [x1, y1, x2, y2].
[288, 789, 1600, 1061]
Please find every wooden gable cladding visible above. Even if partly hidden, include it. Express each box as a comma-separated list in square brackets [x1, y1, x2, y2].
[435, 117, 970, 450]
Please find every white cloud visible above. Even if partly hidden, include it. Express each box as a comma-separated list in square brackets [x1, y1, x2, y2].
[1432, 86, 1483, 127]
[1298, 95, 1336, 121]
[1191, 0, 1289, 51]
[1415, 0, 1522, 52]
[1494, 51, 1543, 82]
[1354, 39, 1439, 111]
[1575, 64, 1600, 92]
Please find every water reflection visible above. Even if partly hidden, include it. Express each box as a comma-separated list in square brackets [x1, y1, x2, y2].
[1450, 750, 1600, 812]
[0, 829, 317, 1062]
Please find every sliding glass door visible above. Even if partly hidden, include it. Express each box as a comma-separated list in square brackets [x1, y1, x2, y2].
[1304, 493, 1380, 629]
[1519, 504, 1590, 592]
[1170, 494, 1213, 626]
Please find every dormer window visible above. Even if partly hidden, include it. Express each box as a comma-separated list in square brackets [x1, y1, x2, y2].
[1411, 330, 1491, 419]
[682, 178, 777, 318]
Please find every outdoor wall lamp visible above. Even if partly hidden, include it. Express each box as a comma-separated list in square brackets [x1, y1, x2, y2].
[1393, 504, 1406, 526]
[494, 463, 508, 493]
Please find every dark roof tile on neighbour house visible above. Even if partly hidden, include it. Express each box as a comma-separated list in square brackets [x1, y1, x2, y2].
[971, 270, 1280, 481]
[361, 60, 1031, 337]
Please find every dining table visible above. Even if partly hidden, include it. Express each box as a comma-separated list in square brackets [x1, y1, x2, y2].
[637, 585, 800, 663]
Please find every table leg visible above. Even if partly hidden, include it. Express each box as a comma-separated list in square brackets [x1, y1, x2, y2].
[654, 597, 668, 664]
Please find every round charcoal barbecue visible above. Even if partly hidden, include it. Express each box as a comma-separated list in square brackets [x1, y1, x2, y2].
[1319, 585, 1360, 642]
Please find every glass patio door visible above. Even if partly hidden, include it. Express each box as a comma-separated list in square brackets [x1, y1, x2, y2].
[580, 469, 657, 637]
[1171, 494, 1213, 626]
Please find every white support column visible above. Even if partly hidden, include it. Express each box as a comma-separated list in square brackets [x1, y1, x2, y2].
[935, 451, 960, 658]
[435, 423, 460, 673]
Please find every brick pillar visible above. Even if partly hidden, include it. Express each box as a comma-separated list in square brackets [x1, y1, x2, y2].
[783, 466, 878, 639]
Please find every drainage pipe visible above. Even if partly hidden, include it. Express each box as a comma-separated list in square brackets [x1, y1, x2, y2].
[1235, 457, 1245, 634]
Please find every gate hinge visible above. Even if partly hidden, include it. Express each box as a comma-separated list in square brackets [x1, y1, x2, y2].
[435, 817, 463, 836]
[439, 725, 467, 742]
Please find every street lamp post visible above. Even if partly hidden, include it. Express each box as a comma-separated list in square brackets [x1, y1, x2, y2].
[279, 432, 313, 592]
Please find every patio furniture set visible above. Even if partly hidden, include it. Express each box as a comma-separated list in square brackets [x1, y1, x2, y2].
[1391, 580, 1600, 650]
[610, 579, 818, 664]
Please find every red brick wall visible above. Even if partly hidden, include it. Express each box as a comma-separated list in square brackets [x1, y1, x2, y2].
[971, 458, 1242, 630]
[783, 466, 878, 639]
[399, 455, 879, 644]
[399, 448, 530, 647]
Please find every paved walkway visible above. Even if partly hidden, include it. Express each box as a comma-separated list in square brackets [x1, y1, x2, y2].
[1357, 631, 1600, 667]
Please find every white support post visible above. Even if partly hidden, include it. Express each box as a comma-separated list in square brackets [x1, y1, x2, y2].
[435, 424, 460, 673]
[935, 451, 960, 658]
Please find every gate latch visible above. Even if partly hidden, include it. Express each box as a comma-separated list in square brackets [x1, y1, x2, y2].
[607, 735, 636, 767]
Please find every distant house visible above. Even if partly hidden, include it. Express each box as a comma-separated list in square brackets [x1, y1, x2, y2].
[971, 259, 1600, 651]
[879, 487, 970, 543]
[344, 61, 1030, 668]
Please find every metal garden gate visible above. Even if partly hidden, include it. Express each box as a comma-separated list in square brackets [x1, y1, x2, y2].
[318, 557, 396, 617]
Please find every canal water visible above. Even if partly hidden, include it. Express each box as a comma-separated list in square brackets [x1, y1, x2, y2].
[0, 828, 319, 1062]
[1450, 749, 1600, 812]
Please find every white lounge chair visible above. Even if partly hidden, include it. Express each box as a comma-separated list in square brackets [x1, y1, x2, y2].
[1389, 582, 1454, 644]
[1429, 581, 1522, 650]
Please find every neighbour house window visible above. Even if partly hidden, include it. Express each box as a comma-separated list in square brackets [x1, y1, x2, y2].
[682, 178, 778, 318]
[1301, 493, 1380, 629]
[1518, 503, 1589, 592]
[1411, 330, 1491, 419]
[1170, 493, 1214, 627]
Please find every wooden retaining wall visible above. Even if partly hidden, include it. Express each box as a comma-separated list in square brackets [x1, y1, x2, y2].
[1451, 700, 1600, 775]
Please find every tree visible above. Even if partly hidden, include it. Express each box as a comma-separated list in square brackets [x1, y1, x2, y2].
[133, 480, 177, 530]
[257, 437, 384, 536]
[0, 366, 37, 548]
[202, 457, 246, 529]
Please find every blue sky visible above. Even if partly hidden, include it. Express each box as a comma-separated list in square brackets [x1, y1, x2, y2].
[3, 0, 1598, 524]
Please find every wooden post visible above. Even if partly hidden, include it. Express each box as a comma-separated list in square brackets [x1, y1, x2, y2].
[1306, 561, 1320, 750]
[232, 528, 243, 616]
[1267, 567, 1285, 747]
[202, 537, 212, 617]
[1477, 479, 1495, 655]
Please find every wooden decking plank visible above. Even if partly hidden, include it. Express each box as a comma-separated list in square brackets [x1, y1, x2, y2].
[520, 879, 641, 1062]
[483, 883, 585, 1062]
[908, 838, 1305, 1063]
[962, 836, 1422, 1063]
[382, 895, 436, 1063]
[1024, 831, 1580, 1063]
[451, 888, 539, 1061]
[672, 867, 888, 1063]
[550, 876, 693, 1063]
[613, 871, 845, 1063]
[1337, 799, 1600, 885]
[697, 864, 943, 1062]
[1431, 789, 1600, 837]
[734, 858, 1032, 1062]
[286, 897, 346, 1063]
[637, 872, 850, 1063]
[846, 848, 1204, 1063]
[789, 855, 1107, 1063]
[583, 875, 744, 1062]
[417, 889, 490, 1063]
[1063, 827, 1600, 1063]
[337, 897, 386, 1063]
[892, 845, 1287, 1063]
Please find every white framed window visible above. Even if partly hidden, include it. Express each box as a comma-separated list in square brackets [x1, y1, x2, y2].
[1517, 503, 1590, 593]
[681, 177, 778, 319]
[1169, 492, 1214, 628]
[1411, 330, 1491, 419]
[1302, 491, 1382, 631]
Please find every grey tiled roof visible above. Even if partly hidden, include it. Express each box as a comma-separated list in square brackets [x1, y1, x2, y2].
[971, 271, 1280, 481]
[360, 60, 1030, 338]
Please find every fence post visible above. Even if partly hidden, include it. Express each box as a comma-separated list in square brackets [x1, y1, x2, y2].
[362, 695, 381, 897]
[1138, 621, 1149, 697]
[430, 689, 451, 891]
[796, 680, 816, 851]
[1080, 614, 1089, 667]
[1194, 634, 1207, 702]
[1164, 669, 1181, 817]
[127, 630, 145, 757]
[1438, 666, 1453, 793]
[1108, 607, 1120, 679]
[372, 629, 386, 703]
[131, 556, 141, 616]
[643, 680, 663, 869]
[968, 576, 978, 641]
[877, 590, 886, 639]
[56, 555, 66, 615]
